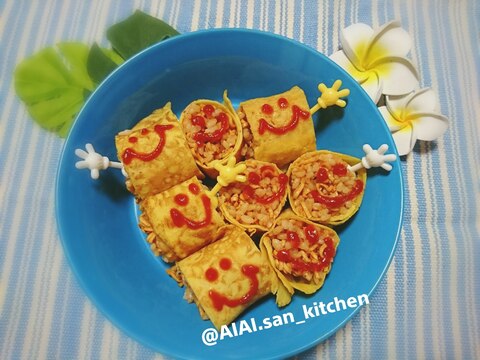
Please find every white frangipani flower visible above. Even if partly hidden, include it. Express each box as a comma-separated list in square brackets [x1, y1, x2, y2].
[378, 88, 448, 156]
[330, 20, 420, 103]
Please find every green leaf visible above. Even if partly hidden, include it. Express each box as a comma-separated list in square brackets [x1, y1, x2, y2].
[87, 42, 123, 84]
[57, 43, 95, 91]
[13, 11, 180, 138]
[106, 10, 180, 59]
[101, 47, 124, 65]
[14, 42, 94, 137]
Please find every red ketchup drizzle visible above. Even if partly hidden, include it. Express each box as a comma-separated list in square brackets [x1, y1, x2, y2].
[203, 104, 215, 117]
[208, 264, 260, 311]
[316, 167, 329, 183]
[122, 124, 173, 165]
[247, 172, 261, 185]
[304, 224, 319, 244]
[141, 128, 149, 135]
[128, 137, 138, 143]
[332, 163, 348, 177]
[192, 105, 230, 143]
[189, 183, 200, 195]
[311, 179, 364, 208]
[277, 97, 289, 109]
[286, 231, 300, 248]
[205, 268, 218, 282]
[275, 236, 336, 273]
[242, 173, 288, 205]
[170, 194, 212, 229]
[174, 193, 189, 206]
[261, 104, 274, 115]
[258, 105, 310, 135]
[219, 258, 232, 270]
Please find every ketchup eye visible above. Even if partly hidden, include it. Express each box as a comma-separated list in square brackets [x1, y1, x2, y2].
[192, 115, 206, 127]
[332, 163, 348, 177]
[304, 224, 319, 244]
[277, 97, 289, 109]
[261, 104, 273, 114]
[316, 167, 329, 183]
[216, 112, 228, 122]
[174, 194, 189, 206]
[205, 267, 218, 282]
[219, 258, 232, 270]
[248, 172, 261, 184]
[286, 231, 300, 244]
[203, 104, 215, 117]
[188, 183, 200, 195]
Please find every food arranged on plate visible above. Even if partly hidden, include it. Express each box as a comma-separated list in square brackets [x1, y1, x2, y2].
[138, 176, 225, 262]
[288, 150, 367, 225]
[180, 91, 243, 177]
[260, 210, 340, 307]
[75, 80, 397, 328]
[168, 225, 278, 329]
[238, 86, 316, 168]
[218, 159, 288, 233]
[114, 103, 203, 199]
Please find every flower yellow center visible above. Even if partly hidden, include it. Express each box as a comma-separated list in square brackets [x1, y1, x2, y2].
[391, 110, 412, 130]
[354, 40, 390, 74]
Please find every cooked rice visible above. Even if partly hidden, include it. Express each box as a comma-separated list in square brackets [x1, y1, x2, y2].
[238, 109, 254, 158]
[218, 160, 286, 229]
[290, 152, 358, 222]
[269, 219, 334, 284]
[138, 213, 177, 261]
[182, 103, 238, 165]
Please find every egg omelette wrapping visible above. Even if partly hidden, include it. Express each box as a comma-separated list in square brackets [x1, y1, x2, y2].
[238, 86, 316, 169]
[139, 176, 225, 262]
[168, 225, 278, 329]
[115, 103, 203, 199]
[260, 210, 340, 306]
[287, 150, 367, 225]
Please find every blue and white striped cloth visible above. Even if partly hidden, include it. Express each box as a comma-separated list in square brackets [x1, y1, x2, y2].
[1, 1, 479, 359]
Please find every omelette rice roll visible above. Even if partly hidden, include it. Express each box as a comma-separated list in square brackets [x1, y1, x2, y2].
[260, 210, 340, 306]
[115, 103, 203, 199]
[238, 86, 316, 169]
[180, 91, 243, 178]
[168, 225, 277, 329]
[139, 177, 225, 262]
[218, 160, 288, 233]
[287, 150, 367, 225]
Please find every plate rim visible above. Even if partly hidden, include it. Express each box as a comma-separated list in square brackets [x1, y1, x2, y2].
[55, 27, 404, 360]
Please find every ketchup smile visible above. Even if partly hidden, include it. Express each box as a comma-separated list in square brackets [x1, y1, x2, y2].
[242, 173, 288, 205]
[311, 179, 364, 208]
[170, 194, 212, 229]
[258, 105, 310, 135]
[274, 236, 336, 273]
[208, 264, 260, 311]
[122, 124, 173, 165]
[192, 105, 230, 144]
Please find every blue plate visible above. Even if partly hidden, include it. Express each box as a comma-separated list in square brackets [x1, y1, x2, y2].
[56, 29, 403, 359]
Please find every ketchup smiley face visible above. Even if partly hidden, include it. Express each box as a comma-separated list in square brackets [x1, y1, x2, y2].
[170, 182, 213, 229]
[122, 124, 174, 165]
[191, 104, 230, 144]
[205, 257, 260, 311]
[242, 165, 288, 205]
[258, 98, 310, 136]
[310, 162, 364, 209]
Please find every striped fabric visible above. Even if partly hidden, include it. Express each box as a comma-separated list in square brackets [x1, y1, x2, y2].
[1, 0, 479, 359]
